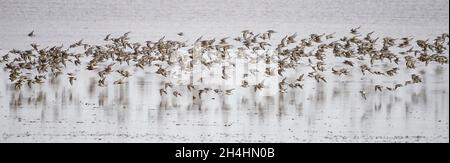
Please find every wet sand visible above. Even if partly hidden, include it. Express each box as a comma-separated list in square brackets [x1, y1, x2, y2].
[0, 62, 448, 142]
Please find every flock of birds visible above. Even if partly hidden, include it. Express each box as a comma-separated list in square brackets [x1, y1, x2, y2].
[0, 27, 449, 101]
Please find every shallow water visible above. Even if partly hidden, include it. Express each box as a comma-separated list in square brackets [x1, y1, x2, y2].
[0, 0, 449, 142]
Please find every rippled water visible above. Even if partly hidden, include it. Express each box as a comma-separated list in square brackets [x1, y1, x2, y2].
[0, 0, 448, 142]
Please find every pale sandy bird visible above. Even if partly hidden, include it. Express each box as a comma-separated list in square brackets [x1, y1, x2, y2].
[241, 80, 249, 88]
[164, 82, 173, 89]
[288, 82, 303, 89]
[187, 83, 195, 91]
[98, 78, 106, 87]
[326, 32, 336, 39]
[343, 60, 354, 67]
[386, 68, 399, 76]
[310, 73, 327, 83]
[219, 37, 229, 44]
[394, 83, 403, 90]
[213, 89, 222, 94]
[267, 30, 276, 39]
[296, 74, 305, 82]
[198, 89, 209, 99]
[28, 30, 35, 37]
[404, 80, 412, 86]
[30, 43, 39, 51]
[287, 33, 297, 44]
[173, 91, 182, 97]
[332, 68, 349, 76]
[113, 78, 125, 85]
[254, 80, 265, 92]
[225, 89, 235, 95]
[160, 89, 167, 96]
[375, 85, 383, 92]
[411, 74, 422, 83]
[359, 90, 367, 100]
[350, 26, 361, 35]
[116, 70, 131, 78]
[26, 79, 34, 89]
[104, 33, 112, 41]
